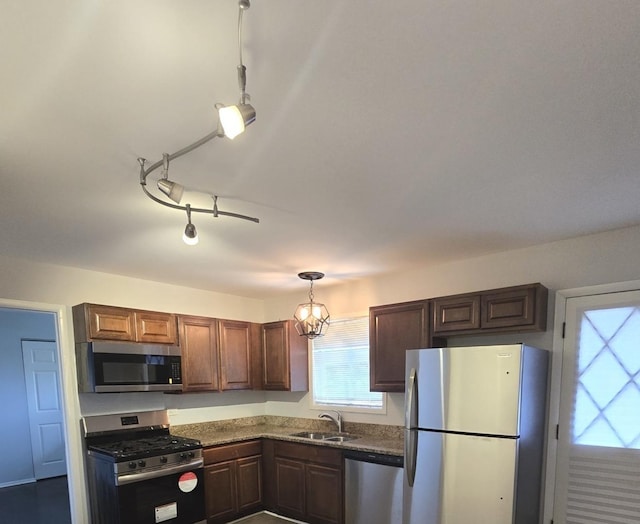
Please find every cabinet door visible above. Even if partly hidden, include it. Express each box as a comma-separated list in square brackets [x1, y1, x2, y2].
[274, 457, 306, 520]
[369, 300, 431, 392]
[178, 316, 219, 392]
[481, 284, 547, 331]
[134, 310, 177, 344]
[204, 461, 237, 522]
[306, 463, 343, 524]
[87, 304, 136, 341]
[219, 319, 252, 390]
[262, 320, 308, 391]
[237, 455, 263, 513]
[432, 294, 480, 334]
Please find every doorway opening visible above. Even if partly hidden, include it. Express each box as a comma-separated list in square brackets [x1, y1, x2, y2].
[0, 299, 84, 524]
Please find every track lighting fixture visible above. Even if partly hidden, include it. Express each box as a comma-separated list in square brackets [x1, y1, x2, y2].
[293, 272, 330, 339]
[137, 0, 259, 244]
[157, 154, 184, 204]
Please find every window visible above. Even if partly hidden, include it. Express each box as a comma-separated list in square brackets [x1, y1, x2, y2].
[311, 317, 384, 411]
[573, 305, 640, 448]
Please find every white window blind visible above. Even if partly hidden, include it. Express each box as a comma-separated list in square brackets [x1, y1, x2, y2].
[311, 317, 383, 409]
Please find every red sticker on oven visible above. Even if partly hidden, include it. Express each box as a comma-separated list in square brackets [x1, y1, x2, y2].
[178, 471, 198, 493]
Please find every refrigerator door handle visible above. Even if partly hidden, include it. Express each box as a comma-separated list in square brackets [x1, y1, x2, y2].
[405, 429, 417, 487]
[405, 367, 418, 429]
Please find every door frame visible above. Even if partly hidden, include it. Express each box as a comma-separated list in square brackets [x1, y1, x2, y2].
[542, 278, 640, 524]
[0, 298, 86, 524]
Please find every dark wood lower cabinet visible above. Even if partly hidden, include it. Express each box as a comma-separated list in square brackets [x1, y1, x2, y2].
[274, 458, 306, 520]
[265, 440, 344, 524]
[204, 441, 262, 523]
[306, 463, 343, 524]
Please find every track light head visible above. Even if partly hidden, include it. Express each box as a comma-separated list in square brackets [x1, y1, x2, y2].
[182, 204, 199, 245]
[157, 178, 185, 204]
[218, 103, 256, 139]
[183, 222, 199, 245]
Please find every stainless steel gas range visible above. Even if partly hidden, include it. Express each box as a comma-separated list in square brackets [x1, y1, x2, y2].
[82, 410, 206, 524]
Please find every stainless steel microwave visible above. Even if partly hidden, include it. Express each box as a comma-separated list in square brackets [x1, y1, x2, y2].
[76, 341, 182, 393]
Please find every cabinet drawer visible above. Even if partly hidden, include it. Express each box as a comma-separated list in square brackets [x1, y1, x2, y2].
[205, 440, 262, 465]
[273, 441, 342, 467]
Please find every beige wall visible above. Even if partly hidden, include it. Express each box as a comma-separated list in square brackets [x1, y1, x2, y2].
[0, 254, 264, 321]
[264, 224, 640, 320]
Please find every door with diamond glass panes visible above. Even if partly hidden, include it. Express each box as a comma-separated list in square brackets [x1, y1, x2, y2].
[553, 290, 640, 524]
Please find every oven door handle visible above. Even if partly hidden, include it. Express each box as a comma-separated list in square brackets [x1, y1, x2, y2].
[116, 458, 204, 486]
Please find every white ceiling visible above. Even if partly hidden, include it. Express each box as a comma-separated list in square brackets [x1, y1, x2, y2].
[2, 0, 639, 298]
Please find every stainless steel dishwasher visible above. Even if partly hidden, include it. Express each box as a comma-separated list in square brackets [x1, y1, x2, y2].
[344, 449, 404, 524]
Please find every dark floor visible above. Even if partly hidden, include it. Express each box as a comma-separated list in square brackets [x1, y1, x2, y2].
[0, 476, 71, 524]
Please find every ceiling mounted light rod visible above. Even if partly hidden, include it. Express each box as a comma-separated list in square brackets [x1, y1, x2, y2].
[294, 272, 331, 339]
[137, 0, 259, 243]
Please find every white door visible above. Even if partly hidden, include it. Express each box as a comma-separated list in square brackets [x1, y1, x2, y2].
[554, 290, 640, 523]
[21, 340, 67, 479]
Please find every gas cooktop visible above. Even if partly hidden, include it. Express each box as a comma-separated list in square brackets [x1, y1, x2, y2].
[88, 433, 202, 462]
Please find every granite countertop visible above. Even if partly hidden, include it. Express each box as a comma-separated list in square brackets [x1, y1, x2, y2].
[171, 416, 404, 457]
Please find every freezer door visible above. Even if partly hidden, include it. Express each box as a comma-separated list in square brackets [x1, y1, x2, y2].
[405, 345, 524, 435]
[403, 430, 518, 524]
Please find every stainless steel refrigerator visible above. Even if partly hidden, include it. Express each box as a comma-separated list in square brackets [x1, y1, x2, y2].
[403, 344, 549, 524]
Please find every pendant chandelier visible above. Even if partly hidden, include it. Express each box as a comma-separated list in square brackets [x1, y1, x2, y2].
[294, 272, 330, 339]
[137, 0, 259, 245]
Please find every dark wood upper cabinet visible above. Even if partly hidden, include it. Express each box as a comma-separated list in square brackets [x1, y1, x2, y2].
[135, 309, 178, 343]
[432, 283, 548, 336]
[262, 320, 308, 391]
[179, 317, 254, 392]
[73, 303, 177, 344]
[218, 319, 253, 391]
[369, 283, 548, 392]
[369, 300, 431, 392]
[432, 295, 480, 333]
[178, 315, 220, 392]
[481, 284, 546, 330]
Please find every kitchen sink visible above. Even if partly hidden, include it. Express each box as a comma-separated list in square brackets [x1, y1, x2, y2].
[290, 431, 357, 442]
[323, 435, 356, 442]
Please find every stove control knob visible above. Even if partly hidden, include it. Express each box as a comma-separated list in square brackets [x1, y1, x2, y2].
[138, 460, 146, 467]
[160, 456, 168, 464]
[128, 462, 137, 470]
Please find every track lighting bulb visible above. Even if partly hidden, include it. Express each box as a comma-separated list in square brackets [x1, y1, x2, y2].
[218, 103, 256, 139]
[183, 204, 199, 245]
[183, 223, 199, 245]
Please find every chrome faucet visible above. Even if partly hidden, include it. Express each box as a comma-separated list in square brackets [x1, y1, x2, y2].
[319, 411, 343, 433]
